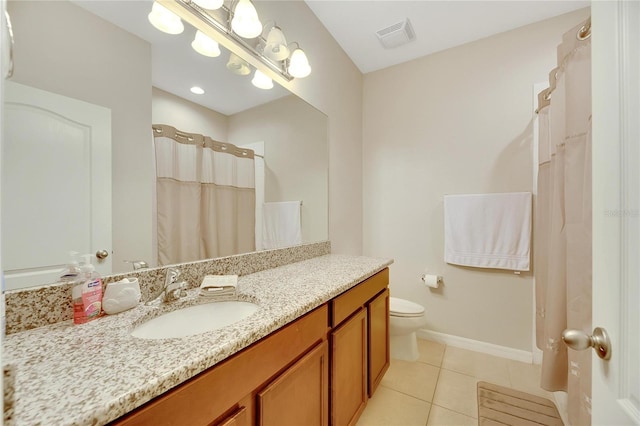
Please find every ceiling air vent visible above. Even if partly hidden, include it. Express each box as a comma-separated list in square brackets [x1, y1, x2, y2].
[376, 18, 415, 49]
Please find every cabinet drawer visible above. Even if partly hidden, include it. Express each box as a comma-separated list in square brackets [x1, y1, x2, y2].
[331, 268, 389, 327]
[113, 304, 329, 426]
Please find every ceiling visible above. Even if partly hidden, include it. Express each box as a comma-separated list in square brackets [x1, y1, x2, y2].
[74, 1, 589, 114]
[305, 1, 589, 74]
[74, 0, 290, 116]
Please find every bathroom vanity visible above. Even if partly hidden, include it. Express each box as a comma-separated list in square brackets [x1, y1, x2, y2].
[2, 253, 392, 426]
[112, 268, 390, 426]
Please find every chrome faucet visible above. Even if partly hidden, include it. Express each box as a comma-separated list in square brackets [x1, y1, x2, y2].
[146, 267, 188, 305]
[125, 260, 149, 271]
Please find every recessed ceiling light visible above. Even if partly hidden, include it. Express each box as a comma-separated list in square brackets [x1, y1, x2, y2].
[190, 86, 205, 95]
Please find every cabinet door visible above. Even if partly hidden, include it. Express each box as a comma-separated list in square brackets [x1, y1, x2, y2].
[257, 341, 329, 426]
[331, 308, 367, 426]
[368, 288, 390, 397]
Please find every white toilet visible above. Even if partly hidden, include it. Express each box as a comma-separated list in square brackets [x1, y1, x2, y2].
[389, 297, 428, 361]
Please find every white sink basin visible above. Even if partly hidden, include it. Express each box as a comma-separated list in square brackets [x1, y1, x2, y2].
[131, 301, 259, 339]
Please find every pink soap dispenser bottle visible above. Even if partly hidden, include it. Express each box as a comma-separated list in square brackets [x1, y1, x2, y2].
[72, 254, 103, 324]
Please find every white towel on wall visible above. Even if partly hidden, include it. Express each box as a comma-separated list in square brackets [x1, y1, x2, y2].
[262, 201, 302, 249]
[444, 192, 532, 271]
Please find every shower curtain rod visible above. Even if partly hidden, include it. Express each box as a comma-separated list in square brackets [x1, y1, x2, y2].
[535, 17, 591, 115]
[152, 124, 255, 159]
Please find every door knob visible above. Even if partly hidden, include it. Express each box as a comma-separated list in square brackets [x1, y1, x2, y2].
[96, 249, 109, 260]
[562, 327, 611, 360]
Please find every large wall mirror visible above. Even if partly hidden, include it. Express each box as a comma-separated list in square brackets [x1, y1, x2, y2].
[2, 0, 328, 290]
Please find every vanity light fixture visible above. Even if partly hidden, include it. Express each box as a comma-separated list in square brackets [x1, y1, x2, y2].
[148, 1, 184, 35]
[251, 69, 273, 90]
[263, 23, 289, 61]
[192, 0, 223, 10]
[192, 30, 221, 57]
[226, 52, 251, 75]
[190, 86, 205, 94]
[155, 0, 312, 84]
[231, 0, 262, 39]
[287, 44, 311, 78]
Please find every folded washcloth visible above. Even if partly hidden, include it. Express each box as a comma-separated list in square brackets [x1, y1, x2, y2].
[199, 275, 238, 298]
[200, 287, 236, 297]
[198, 293, 236, 303]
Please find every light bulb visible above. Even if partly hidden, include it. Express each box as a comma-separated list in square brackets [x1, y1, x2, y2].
[288, 48, 311, 78]
[191, 30, 221, 57]
[264, 26, 290, 61]
[193, 0, 223, 10]
[148, 2, 184, 35]
[251, 70, 273, 90]
[231, 0, 262, 39]
[226, 53, 251, 75]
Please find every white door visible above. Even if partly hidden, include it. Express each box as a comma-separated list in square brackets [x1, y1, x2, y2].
[2, 82, 112, 289]
[591, 1, 640, 424]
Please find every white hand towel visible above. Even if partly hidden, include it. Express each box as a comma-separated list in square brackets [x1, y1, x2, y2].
[444, 192, 532, 271]
[262, 201, 302, 249]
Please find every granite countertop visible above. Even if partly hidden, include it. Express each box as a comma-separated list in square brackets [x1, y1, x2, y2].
[2, 254, 393, 426]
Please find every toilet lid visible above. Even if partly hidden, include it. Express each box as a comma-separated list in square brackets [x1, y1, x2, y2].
[389, 297, 425, 317]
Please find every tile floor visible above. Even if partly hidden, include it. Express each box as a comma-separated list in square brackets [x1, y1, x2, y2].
[357, 339, 556, 426]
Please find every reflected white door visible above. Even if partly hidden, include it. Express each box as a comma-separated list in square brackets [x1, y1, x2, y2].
[2, 82, 111, 289]
[591, 2, 640, 424]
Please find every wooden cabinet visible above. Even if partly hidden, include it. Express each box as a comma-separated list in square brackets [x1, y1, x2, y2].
[111, 268, 389, 426]
[217, 403, 250, 426]
[112, 305, 328, 426]
[368, 288, 390, 397]
[258, 341, 329, 426]
[330, 308, 368, 426]
[330, 269, 390, 426]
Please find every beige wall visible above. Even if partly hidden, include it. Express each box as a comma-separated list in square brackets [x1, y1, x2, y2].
[253, 1, 364, 255]
[8, 1, 152, 274]
[228, 95, 329, 244]
[152, 87, 228, 141]
[362, 9, 590, 350]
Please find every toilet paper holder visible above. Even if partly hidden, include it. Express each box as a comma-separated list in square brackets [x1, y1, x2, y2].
[421, 274, 443, 287]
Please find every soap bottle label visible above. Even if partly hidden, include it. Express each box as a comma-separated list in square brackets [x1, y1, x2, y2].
[73, 278, 103, 324]
[82, 278, 103, 320]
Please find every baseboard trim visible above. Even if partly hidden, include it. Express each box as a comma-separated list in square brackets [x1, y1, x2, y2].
[417, 329, 534, 363]
[532, 348, 543, 365]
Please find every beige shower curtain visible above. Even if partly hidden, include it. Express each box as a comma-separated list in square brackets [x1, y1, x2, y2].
[535, 18, 591, 426]
[153, 124, 256, 265]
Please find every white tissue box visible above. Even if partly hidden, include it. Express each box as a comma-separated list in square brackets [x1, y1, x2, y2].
[103, 278, 141, 315]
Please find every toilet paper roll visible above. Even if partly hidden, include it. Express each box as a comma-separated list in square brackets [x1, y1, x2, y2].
[422, 274, 441, 288]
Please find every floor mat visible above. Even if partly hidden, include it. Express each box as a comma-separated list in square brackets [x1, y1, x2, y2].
[477, 381, 563, 426]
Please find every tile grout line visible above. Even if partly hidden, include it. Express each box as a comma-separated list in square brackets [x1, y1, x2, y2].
[430, 403, 478, 421]
[424, 359, 443, 425]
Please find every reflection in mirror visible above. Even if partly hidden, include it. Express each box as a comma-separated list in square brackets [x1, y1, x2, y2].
[2, 0, 328, 290]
